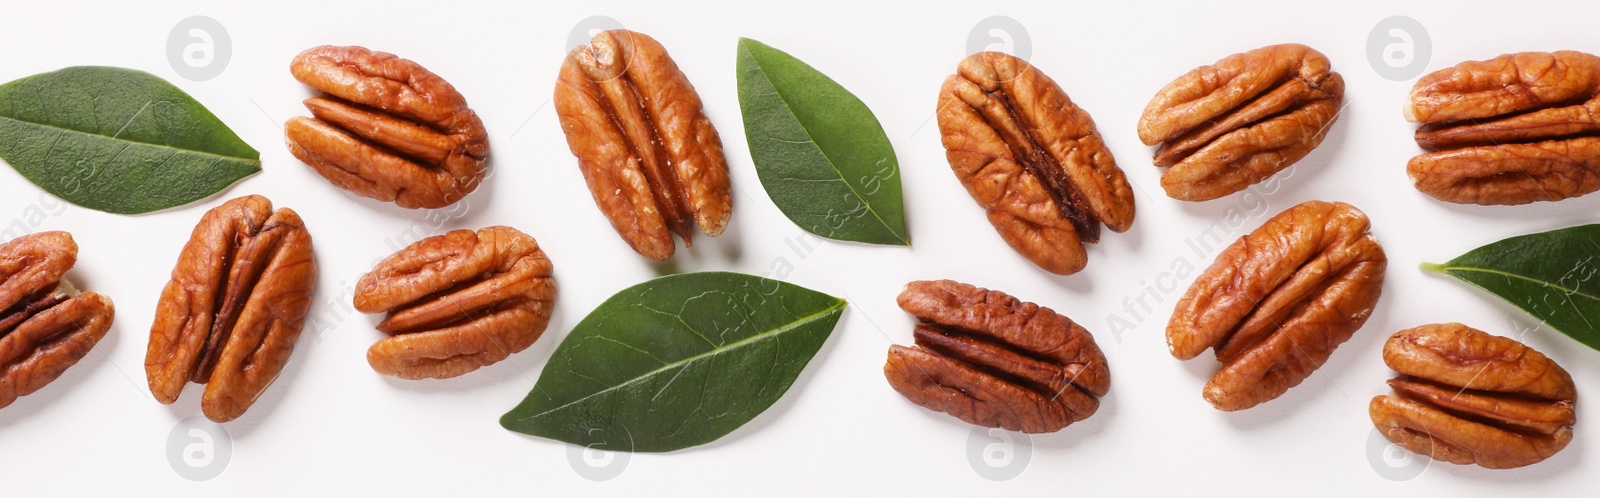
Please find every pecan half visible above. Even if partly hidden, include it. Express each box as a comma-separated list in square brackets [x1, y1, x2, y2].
[1406, 51, 1600, 205]
[884, 280, 1110, 433]
[555, 30, 731, 261]
[1371, 323, 1576, 469]
[285, 45, 489, 209]
[1167, 201, 1385, 411]
[355, 226, 555, 380]
[145, 195, 316, 423]
[0, 232, 114, 410]
[1138, 44, 1344, 201]
[937, 52, 1135, 275]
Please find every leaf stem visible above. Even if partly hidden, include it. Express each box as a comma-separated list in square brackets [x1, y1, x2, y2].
[1419, 261, 1449, 273]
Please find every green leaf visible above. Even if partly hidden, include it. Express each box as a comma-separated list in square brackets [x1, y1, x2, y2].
[0, 66, 260, 214]
[500, 271, 846, 452]
[1423, 224, 1600, 350]
[735, 38, 909, 246]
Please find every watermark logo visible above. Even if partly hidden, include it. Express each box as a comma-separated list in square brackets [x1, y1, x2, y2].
[167, 416, 232, 481]
[966, 426, 1031, 481]
[566, 429, 632, 481]
[1366, 427, 1429, 481]
[566, 15, 625, 53]
[166, 16, 231, 81]
[1367, 16, 1431, 81]
[967, 15, 1031, 62]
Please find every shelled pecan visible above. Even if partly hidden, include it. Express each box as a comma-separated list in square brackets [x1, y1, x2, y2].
[1167, 201, 1385, 411]
[146, 195, 316, 422]
[1138, 43, 1343, 201]
[884, 280, 1110, 433]
[1371, 323, 1576, 468]
[355, 226, 555, 379]
[556, 30, 731, 261]
[0, 232, 114, 410]
[286, 45, 489, 209]
[1406, 51, 1600, 205]
[937, 52, 1135, 275]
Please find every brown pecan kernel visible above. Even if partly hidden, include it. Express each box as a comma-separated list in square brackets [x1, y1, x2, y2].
[0, 232, 114, 410]
[145, 195, 316, 423]
[937, 52, 1135, 275]
[355, 226, 555, 380]
[884, 280, 1110, 433]
[1371, 323, 1576, 469]
[1167, 201, 1385, 411]
[286, 45, 489, 209]
[1406, 51, 1600, 205]
[556, 30, 731, 261]
[1138, 44, 1344, 201]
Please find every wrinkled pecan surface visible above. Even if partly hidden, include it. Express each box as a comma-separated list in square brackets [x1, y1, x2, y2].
[556, 30, 731, 261]
[286, 45, 489, 209]
[884, 280, 1109, 433]
[1167, 201, 1385, 411]
[1407, 51, 1600, 205]
[146, 195, 316, 422]
[1138, 44, 1343, 201]
[355, 226, 555, 380]
[937, 52, 1135, 275]
[1371, 323, 1576, 469]
[0, 232, 113, 410]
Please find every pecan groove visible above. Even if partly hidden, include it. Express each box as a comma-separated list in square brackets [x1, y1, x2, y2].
[286, 45, 489, 209]
[556, 30, 731, 261]
[884, 280, 1109, 433]
[355, 226, 555, 380]
[1406, 51, 1600, 205]
[1138, 44, 1343, 201]
[1167, 201, 1385, 411]
[937, 52, 1135, 275]
[0, 232, 114, 410]
[146, 195, 316, 423]
[1370, 323, 1576, 469]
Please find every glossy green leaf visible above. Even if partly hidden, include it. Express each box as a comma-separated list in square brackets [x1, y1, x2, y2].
[736, 38, 909, 246]
[1422, 224, 1600, 350]
[0, 66, 260, 214]
[500, 271, 846, 452]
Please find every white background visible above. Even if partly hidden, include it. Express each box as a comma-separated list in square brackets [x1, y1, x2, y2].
[1, 0, 1597, 495]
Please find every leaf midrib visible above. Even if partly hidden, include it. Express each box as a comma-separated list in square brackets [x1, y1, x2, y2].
[1443, 265, 1600, 303]
[0, 112, 258, 163]
[742, 42, 907, 244]
[513, 299, 846, 424]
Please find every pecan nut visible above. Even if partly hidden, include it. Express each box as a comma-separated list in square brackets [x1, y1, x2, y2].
[0, 232, 114, 410]
[1406, 51, 1600, 205]
[884, 280, 1110, 433]
[555, 30, 731, 261]
[1371, 323, 1576, 469]
[937, 52, 1135, 275]
[355, 226, 555, 380]
[145, 195, 316, 422]
[1167, 201, 1385, 411]
[285, 45, 489, 209]
[1137, 43, 1344, 201]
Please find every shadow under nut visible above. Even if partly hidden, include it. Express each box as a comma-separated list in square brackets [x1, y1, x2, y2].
[936, 52, 1134, 275]
[1166, 201, 1385, 411]
[286, 45, 488, 209]
[555, 29, 731, 261]
[1138, 43, 1343, 202]
[355, 226, 556, 380]
[144, 195, 316, 423]
[0, 231, 115, 410]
